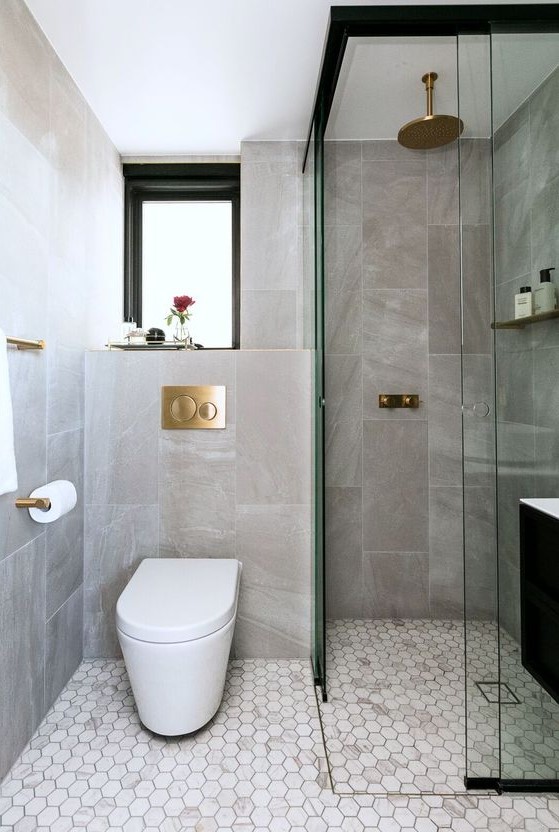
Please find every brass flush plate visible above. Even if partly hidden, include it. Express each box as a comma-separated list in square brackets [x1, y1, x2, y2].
[162, 386, 226, 429]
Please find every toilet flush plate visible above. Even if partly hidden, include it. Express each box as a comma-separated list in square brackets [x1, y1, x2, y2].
[161, 386, 226, 429]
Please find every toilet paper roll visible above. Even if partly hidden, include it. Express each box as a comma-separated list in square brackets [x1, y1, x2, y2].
[28, 479, 77, 524]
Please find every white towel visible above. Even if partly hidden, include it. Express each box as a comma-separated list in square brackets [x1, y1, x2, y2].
[0, 329, 18, 495]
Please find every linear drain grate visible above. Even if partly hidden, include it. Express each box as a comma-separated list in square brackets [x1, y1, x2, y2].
[475, 681, 521, 705]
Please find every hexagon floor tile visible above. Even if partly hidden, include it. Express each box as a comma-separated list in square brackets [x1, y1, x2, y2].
[0, 644, 559, 829]
[319, 619, 559, 795]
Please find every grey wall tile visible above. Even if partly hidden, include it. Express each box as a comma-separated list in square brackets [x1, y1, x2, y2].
[362, 160, 427, 290]
[363, 420, 428, 552]
[325, 355, 362, 487]
[240, 290, 297, 349]
[324, 141, 361, 227]
[494, 105, 530, 198]
[494, 182, 531, 285]
[429, 487, 464, 618]
[362, 140, 425, 162]
[236, 351, 311, 505]
[363, 551, 430, 618]
[84, 504, 159, 658]
[0, 0, 51, 153]
[427, 225, 460, 354]
[241, 158, 299, 291]
[45, 429, 84, 618]
[464, 486, 496, 620]
[529, 66, 559, 199]
[234, 505, 310, 658]
[531, 175, 559, 282]
[427, 143, 459, 225]
[325, 487, 363, 619]
[85, 352, 159, 505]
[462, 354, 495, 488]
[462, 225, 492, 355]
[429, 355, 462, 488]
[326, 289, 362, 356]
[0, 349, 46, 562]
[324, 225, 362, 354]
[45, 585, 83, 711]
[159, 428, 236, 559]
[496, 422, 535, 569]
[460, 139, 492, 226]
[0, 536, 45, 781]
[363, 289, 428, 419]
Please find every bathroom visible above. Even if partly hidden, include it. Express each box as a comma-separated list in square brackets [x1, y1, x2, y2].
[1, 1, 559, 830]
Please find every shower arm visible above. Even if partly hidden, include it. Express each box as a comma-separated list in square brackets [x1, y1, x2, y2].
[422, 72, 437, 118]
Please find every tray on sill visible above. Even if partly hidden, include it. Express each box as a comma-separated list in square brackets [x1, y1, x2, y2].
[106, 341, 187, 350]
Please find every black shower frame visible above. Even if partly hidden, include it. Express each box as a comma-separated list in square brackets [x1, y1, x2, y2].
[305, 3, 559, 795]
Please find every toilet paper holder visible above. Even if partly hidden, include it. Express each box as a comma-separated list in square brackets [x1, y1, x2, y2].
[15, 496, 51, 511]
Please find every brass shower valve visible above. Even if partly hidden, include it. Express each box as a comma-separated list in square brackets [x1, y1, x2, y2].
[378, 394, 420, 409]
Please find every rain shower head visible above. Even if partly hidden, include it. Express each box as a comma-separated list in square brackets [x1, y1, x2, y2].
[397, 72, 464, 150]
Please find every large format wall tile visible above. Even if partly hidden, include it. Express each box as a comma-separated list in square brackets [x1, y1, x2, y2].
[427, 225, 460, 355]
[429, 487, 464, 618]
[362, 159, 427, 290]
[325, 354, 362, 487]
[160, 428, 236, 559]
[462, 225, 492, 355]
[429, 355, 462, 488]
[529, 66, 559, 200]
[0, 349, 46, 562]
[241, 157, 299, 291]
[463, 486, 496, 620]
[363, 420, 428, 553]
[241, 289, 297, 349]
[85, 352, 160, 506]
[363, 551, 430, 619]
[84, 505, 159, 657]
[0, 536, 45, 781]
[362, 289, 428, 419]
[45, 585, 83, 711]
[324, 141, 361, 227]
[427, 143, 458, 225]
[234, 504, 310, 658]
[236, 351, 311, 505]
[325, 487, 363, 619]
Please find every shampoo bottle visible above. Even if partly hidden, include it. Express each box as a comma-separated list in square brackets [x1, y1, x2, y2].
[534, 267, 556, 315]
[514, 286, 533, 319]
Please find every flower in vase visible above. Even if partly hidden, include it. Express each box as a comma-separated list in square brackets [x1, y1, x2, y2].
[166, 295, 196, 326]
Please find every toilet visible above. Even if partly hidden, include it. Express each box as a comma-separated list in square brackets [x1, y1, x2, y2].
[116, 558, 242, 736]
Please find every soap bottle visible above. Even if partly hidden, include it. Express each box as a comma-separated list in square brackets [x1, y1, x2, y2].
[514, 286, 533, 319]
[534, 268, 556, 315]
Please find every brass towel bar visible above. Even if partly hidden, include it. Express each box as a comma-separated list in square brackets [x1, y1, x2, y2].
[7, 337, 45, 350]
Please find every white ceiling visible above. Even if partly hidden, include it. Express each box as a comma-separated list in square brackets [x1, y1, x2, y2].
[23, 0, 559, 155]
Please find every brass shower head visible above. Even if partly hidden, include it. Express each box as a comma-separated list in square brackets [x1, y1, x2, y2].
[397, 72, 464, 150]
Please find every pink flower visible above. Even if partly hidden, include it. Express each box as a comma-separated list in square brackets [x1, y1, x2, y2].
[173, 295, 195, 313]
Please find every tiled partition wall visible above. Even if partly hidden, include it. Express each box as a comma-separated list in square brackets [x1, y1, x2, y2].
[324, 139, 495, 620]
[493, 65, 559, 640]
[0, 0, 122, 781]
[84, 349, 311, 659]
[240, 141, 308, 349]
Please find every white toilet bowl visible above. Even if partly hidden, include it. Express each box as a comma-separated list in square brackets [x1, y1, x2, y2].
[116, 558, 242, 736]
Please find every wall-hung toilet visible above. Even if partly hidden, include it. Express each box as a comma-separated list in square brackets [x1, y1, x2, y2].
[116, 558, 242, 736]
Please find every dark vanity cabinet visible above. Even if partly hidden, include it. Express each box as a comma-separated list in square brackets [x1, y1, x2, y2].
[520, 502, 559, 705]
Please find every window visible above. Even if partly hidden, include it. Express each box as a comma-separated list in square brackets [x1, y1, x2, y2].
[124, 164, 240, 348]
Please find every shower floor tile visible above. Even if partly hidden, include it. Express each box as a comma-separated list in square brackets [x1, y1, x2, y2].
[1, 653, 559, 830]
[320, 619, 467, 795]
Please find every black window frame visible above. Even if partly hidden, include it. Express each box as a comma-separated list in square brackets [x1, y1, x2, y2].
[123, 163, 241, 349]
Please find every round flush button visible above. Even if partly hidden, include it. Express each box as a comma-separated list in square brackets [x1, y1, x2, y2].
[170, 395, 197, 422]
[199, 401, 217, 421]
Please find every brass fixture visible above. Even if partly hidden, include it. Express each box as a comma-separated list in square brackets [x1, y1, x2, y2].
[379, 394, 420, 409]
[397, 72, 464, 150]
[15, 496, 51, 510]
[7, 337, 45, 350]
[162, 385, 226, 429]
